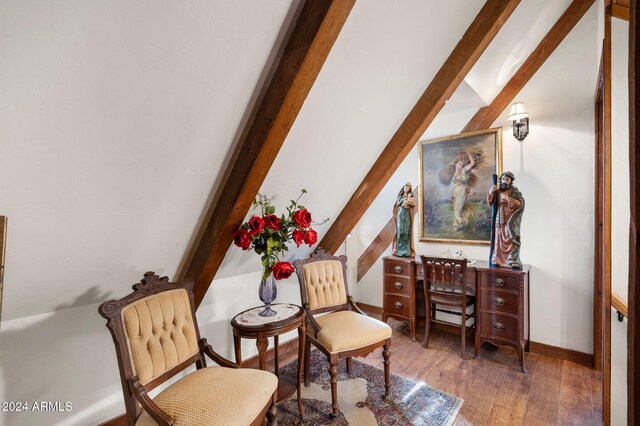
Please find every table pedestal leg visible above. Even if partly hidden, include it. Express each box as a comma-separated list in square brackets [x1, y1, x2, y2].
[297, 323, 305, 420]
[256, 334, 268, 371]
[233, 335, 242, 365]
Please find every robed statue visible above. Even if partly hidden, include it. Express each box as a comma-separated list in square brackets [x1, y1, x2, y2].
[488, 171, 524, 269]
[392, 183, 415, 257]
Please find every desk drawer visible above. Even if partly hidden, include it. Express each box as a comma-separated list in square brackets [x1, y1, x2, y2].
[384, 294, 412, 319]
[384, 276, 412, 296]
[479, 311, 519, 342]
[479, 271, 520, 292]
[480, 289, 519, 315]
[384, 260, 412, 276]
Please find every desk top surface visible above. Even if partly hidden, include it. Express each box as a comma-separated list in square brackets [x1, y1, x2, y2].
[384, 256, 530, 273]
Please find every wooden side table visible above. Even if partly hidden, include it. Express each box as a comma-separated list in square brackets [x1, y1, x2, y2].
[231, 303, 306, 418]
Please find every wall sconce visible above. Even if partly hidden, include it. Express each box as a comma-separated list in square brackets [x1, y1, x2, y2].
[508, 102, 529, 141]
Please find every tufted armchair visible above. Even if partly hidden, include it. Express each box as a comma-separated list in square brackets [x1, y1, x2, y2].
[293, 248, 392, 417]
[99, 272, 278, 426]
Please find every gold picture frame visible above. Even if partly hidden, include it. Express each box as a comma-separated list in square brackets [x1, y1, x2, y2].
[418, 127, 503, 244]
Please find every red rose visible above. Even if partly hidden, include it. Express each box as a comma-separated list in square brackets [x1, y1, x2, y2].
[293, 209, 312, 228]
[304, 228, 318, 246]
[232, 229, 252, 250]
[264, 214, 281, 230]
[272, 261, 295, 280]
[247, 216, 265, 235]
[292, 229, 305, 247]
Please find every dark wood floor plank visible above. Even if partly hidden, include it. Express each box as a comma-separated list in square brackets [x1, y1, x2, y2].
[522, 355, 563, 425]
[590, 372, 604, 423]
[274, 313, 597, 425]
[557, 360, 598, 425]
[485, 352, 540, 425]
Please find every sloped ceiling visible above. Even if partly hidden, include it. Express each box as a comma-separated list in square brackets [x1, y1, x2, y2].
[1, 0, 581, 320]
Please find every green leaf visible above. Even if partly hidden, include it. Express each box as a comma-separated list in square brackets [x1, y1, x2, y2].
[265, 205, 275, 215]
[301, 189, 307, 193]
[298, 205, 305, 209]
[266, 238, 278, 255]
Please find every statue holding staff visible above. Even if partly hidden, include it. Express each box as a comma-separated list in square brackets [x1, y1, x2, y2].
[487, 171, 524, 269]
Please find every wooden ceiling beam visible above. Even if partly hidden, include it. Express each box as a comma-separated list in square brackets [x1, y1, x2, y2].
[356, 0, 595, 282]
[463, 0, 595, 132]
[612, 4, 630, 21]
[318, 0, 521, 255]
[182, 0, 356, 307]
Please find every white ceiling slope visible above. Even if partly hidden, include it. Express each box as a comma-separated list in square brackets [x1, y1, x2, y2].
[465, 0, 573, 104]
[0, 0, 296, 320]
[0, 0, 575, 320]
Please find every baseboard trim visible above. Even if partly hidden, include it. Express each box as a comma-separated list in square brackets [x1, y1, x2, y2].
[99, 338, 300, 425]
[528, 341, 594, 368]
[359, 303, 595, 369]
[357, 302, 383, 315]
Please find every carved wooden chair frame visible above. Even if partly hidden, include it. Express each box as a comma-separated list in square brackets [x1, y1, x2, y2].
[98, 272, 277, 426]
[293, 248, 391, 416]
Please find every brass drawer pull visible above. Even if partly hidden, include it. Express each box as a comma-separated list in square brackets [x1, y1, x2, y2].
[494, 278, 505, 287]
[493, 297, 505, 306]
[493, 322, 505, 331]
[393, 282, 403, 290]
[394, 302, 403, 310]
[393, 265, 403, 274]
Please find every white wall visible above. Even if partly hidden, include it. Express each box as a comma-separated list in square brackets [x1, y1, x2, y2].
[0, 0, 298, 320]
[0, 270, 291, 425]
[358, 4, 599, 354]
[611, 18, 630, 301]
[610, 16, 629, 425]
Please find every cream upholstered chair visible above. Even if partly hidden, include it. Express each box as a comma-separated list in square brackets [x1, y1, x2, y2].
[99, 272, 278, 426]
[293, 248, 392, 417]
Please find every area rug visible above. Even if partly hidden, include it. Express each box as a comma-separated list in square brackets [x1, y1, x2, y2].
[276, 350, 463, 425]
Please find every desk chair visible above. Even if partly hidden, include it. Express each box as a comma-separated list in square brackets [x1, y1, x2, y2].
[420, 256, 477, 358]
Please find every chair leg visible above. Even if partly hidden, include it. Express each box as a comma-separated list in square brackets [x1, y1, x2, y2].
[424, 298, 431, 348]
[329, 356, 339, 417]
[304, 336, 311, 387]
[382, 342, 391, 399]
[461, 308, 466, 359]
[346, 356, 352, 374]
[266, 393, 278, 425]
[474, 321, 479, 358]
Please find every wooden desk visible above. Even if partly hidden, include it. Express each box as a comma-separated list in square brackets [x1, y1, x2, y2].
[382, 256, 530, 372]
[231, 303, 306, 417]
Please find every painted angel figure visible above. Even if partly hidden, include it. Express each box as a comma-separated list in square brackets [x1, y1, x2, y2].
[438, 151, 481, 231]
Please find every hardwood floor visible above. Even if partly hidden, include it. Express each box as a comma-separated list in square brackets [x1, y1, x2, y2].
[274, 316, 603, 425]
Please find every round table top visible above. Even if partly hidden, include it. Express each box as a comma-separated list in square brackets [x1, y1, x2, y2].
[231, 303, 303, 328]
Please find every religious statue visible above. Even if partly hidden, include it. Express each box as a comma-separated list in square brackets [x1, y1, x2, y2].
[439, 151, 481, 231]
[392, 183, 415, 257]
[488, 171, 525, 269]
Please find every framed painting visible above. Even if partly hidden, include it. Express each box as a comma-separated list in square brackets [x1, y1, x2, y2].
[418, 127, 502, 244]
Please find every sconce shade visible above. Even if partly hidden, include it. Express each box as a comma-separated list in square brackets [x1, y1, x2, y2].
[508, 102, 529, 120]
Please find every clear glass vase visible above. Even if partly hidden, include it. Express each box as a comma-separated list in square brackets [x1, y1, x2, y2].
[258, 273, 277, 317]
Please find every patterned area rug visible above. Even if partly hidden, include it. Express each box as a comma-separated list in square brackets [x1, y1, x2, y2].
[276, 350, 462, 425]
